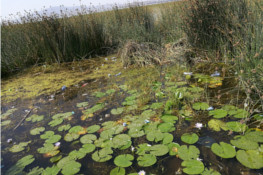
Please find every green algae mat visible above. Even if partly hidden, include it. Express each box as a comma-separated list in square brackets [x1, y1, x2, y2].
[1, 56, 263, 175]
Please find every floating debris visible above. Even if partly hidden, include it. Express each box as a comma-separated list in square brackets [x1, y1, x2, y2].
[7, 138, 13, 144]
[183, 72, 193, 75]
[144, 119, 150, 124]
[207, 106, 214, 111]
[81, 83, 88, 87]
[194, 123, 203, 130]
[131, 146, 135, 152]
[54, 142, 61, 147]
[211, 71, 220, 77]
[105, 58, 108, 61]
[61, 86, 66, 91]
[82, 93, 88, 96]
[105, 114, 110, 118]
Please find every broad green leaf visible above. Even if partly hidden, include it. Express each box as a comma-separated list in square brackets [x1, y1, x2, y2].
[94, 92, 106, 98]
[40, 131, 55, 139]
[162, 133, 174, 144]
[100, 129, 115, 140]
[42, 165, 60, 175]
[1, 120, 11, 126]
[146, 131, 163, 142]
[1, 108, 17, 119]
[150, 144, 169, 156]
[58, 124, 71, 132]
[57, 157, 72, 169]
[128, 127, 145, 138]
[230, 136, 258, 150]
[92, 148, 113, 162]
[111, 108, 124, 115]
[244, 131, 263, 143]
[150, 102, 163, 109]
[68, 150, 86, 160]
[229, 109, 249, 118]
[80, 134, 97, 144]
[82, 143, 96, 153]
[137, 154, 157, 167]
[208, 119, 228, 132]
[110, 167, 125, 175]
[106, 89, 116, 95]
[178, 145, 200, 161]
[76, 102, 89, 108]
[50, 155, 62, 163]
[182, 160, 204, 175]
[9, 141, 31, 153]
[30, 127, 45, 135]
[141, 110, 156, 119]
[168, 142, 180, 156]
[226, 122, 247, 132]
[201, 168, 221, 175]
[26, 114, 44, 122]
[114, 154, 134, 167]
[161, 115, 178, 123]
[236, 150, 263, 169]
[64, 133, 80, 142]
[112, 134, 131, 149]
[84, 103, 105, 114]
[69, 126, 84, 133]
[158, 122, 175, 132]
[52, 112, 72, 120]
[27, 167, 44, 175]
[102, 121, 116, 130]
[209, 109, 228, 119]
[48, 119, 63, 127]
[61, 160, 81, 175]
[45, 135, 61, 144]
[181, 133, 199, 144]
[136, 143, 152, 155]
[192, 102, 209, 111]
[211, 142, 236, 158]
[38, 143, 56, 154]
[17, 155, 35, 167]
[86, 125, 100, 133]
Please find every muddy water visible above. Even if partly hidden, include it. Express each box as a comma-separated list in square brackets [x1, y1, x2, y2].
[1, 61, 262, 175]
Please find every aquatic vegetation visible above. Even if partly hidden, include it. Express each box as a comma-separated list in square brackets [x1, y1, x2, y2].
[110, 167, 125, 175]
[93, 91, 106, 98]
[209, 109, 228, 119]
[168, 142, 180, 156]
[84, 103, 105, 115]
[201, 168, 221, 175]
[42, 165, 60, 175]
[76, 102, 89, 108]
[9, 141, 31, 153]
[6, 155, 35, 175]
[192, 102, 209, 111]
[230, 136, 259, 150]
[1, 120, 11, 126]
[150, 144, 169, 156]
[80, 134, 97, 144]
[1, 108, 17, 119]
[181, 133, 199, 144]
[26, 114, 44, 122]
[58, 124, 71, 132]
[30, 127, 45, 135]
[208, 119, 228, 132]
[92, 147, 113, 162]
[114, 154, 134, 167]
[236, 150, 263, 169]
[181, 160, 204, 175]
[178, 145, 200, 161]
[160, 114, 178, 123]
[211, 142, 236, 158]
[137, 154, 157, 167]
[48, 118, 64, 127]
[111, 107, 124, 115]
[86, 125, 100, 133]
[52, 112, 72, 120]
[226, 121, 247, 132]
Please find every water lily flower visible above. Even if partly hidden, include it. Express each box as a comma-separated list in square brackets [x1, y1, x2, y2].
[101, 64, 104, 66]
[123, 122, 127, 126]
[183, 72, 193, 75]
[147, 144, 151, 147]
[194, 123, 203, 129]
[138, 170, 146, 175]
[131, 146, 135, 152]
[105, 58, 108, 61]
[7, 138, 12, 143]
[54, 142, 61, 147]
[61, 85, 66, 91]
[207, 106, 214, 111]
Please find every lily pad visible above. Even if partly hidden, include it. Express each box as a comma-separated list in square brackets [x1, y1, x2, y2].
[236, 150, 263, 169]
[137, 154, 157, 167]
[244, 131, 263, 143]
[230, 136, 258, 150]
[181, 133, 199, 144]
[52, 112, 72, 120]
[64, 132, 80, 142]
[181, 160, 205, 175]
[58, 124, 71, 132]
[69, 125, 85, 133]
[68, 150, 87, 160]
[141, 110, 156, 119]
[150, 102, 163, 109]
[178, 145, 200, 161]
[50, 155, 62, 163]
[82, 143, 96, 153]
[87, 125, 100, 133]
[27, 167, 44, 175]
[202, 168, 221, 175]
[1, 108, 17, 119]
[9, 141, 31, 153]
[192, 102, 209, 110]
[229, 109, 249, 118]
[110, 167, 125, 175]
[209, 109, 228, 119]
[150, 144, 169, 156]
[40, 131, 55, 139]
[48, 119, 63, 127]
[162, 133, 174, 144]
[168, 142, 180, 156]
[111, 108, 124, 115]
[26, 114, 44, 122]
[112, 134, 131, 149]
[114, 154, 134, 167]
[6, 155, 35, 175]
[161, 115, 178, 123]
[146, 131, 164, 142]
[80, 134, 97, 144]
[158, 122, 175, 132]
[106, 89, 116, 95]
[1, 120, 11, 126]
[92, 147, 113, 162]
[84, 103, 105, 115]
[226, 122, 247, 132]
[42, 165, 60, 175]
[94, 91, 106, 98]
[100, 129, 115, 139]
[102, 121, 116, 130]
[211, 142, 236, 158]
[30, 127, 45, 135]
[76, 102, 89, 108]
[38, 143, 57, 154]
[136, 143, 152, 155]
[128, 127, 145, 138]
[208, 119, 228, 132]
[61, 160, 81, 175]
[44, 135, 61, 144]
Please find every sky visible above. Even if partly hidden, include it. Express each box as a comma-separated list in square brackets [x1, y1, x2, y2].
[1, 0, 143, 18]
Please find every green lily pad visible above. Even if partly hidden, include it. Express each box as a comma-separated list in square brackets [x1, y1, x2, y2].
[38, 143, 57, 154]
[244, 131, 263, 143]
[178, 145, 200, 161]
[48, 119, 63, 127]
[209, 109, 228, 119]
[1, 108, 17, 119]
[44, 134, 61, 144]
[201, 168, 221, 175]
[57, 157, 72, 168]
[158, 122, 175, 132]
[150, 102, 163, 109]
[208, 119, 228, 132]
[42, 165, 60, 175]
[40, 131, 55, 139]
[141, 110, 156, 119]
[222, 105, 237, 112]
[114, 154, 134, 167]
[226, 122, 247, 132]
[68, 150, 87, 160]
[229, 109, 249, 118]
[236, 150, 263, 169]
[162, 133, 174, 144]
[150, 144, 169, 156]
[69, 126, 84, 133]
[110, 167, 125, 175]
[181, 160, 205, 175]
[143, 122, 159, 134]
[80, 134, 97, 144]
[58, 124, 71, 132]
[26, 114, 44, 122]
[102, 121, 116, 130]
[27, 167, 44, 175]
[146, 130, 164, 142]
[161, 115, 178, 123]
[30, 127, 45, 135]
[106, 89, 116, 95]
[112, 134, 131, 149]
[137, 154, 157, 167]
[64, 132, 80, 142]
[76, 102, 89, 108]
[84, 103, 105, 115]
[111, 108, 124, 115]
[9, 141, 31, 153]
[100, 129, 115, 140]
[136, 143, 152, 155]
[230, 136, 258, 150]
[94, 91, 106, 98]
[128, 127, 145, 138]
[82, 143, 96, 153]
[192, 102, 209, 110]
[87, 125, 100, 133]
[181, 133, 199, 144]
[50, 155, 62, 163]
[52, 112, 72, 120]
[211, 142, 236, 158]
[61, 160, 81, 175]
[1, 120, 11, 126]
[92, 147, 113, 162]
[6, 155, 35, 175]
[168, 142, 180, 156]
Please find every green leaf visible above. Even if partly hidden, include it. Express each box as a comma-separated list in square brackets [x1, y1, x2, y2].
[244, 131, 263, 143]
[137, 154, 157, 167]
[161, 115, 178, 123]
[57, 157, 72, 168]
[168, 142, 180, 156]
[64, 133, 80, 142]
[158, 122, 175, 132]
[141, 110, 156, 119]
[181, 160, 205, 175]
[69, 126, 84, 133]
[26, 114, 44, 122]
[92, 148, 113, 162]
[27, 167, 44, 175]
[209, 109, 228, 119]
[181, 133, 199, 144]
[84, 103, 105, 114]
[111, 108, 124, 115]
[58, 124, 71, 132]
[52, 112, 72, 120]
[87, 125, 100, 133]
[1, 108, 17, 119]
[146, 130, 164, 142]
[102, 121, 116, 130]
[136, 143, 152, 155]
[61, 160, 81, 175]
[42, 165, 60, 175]
[37, 143, 56, 154]
[106, 89, 116, 95]
[48, 119, 63, 127]
[94, 91, 106, 98]
[128, 127, 145, 138]
[112, 134, 131, 149]
[226, 122, 247, 132]
[150, 144, 169, 156]
[150, 102, 163, 109]
[80, 134, 97, 144]
[229, 109, 249, 118]
[162, 133, 174, 144]
[1, 120, 11, 126]
[208, 119, 228, 132]
[236, 150, 263, 169]
[76, 102, 89, 108]
[30, 127, 45, 135]
[100, 129, 115, 140]
[9, 141, 31, 153]
[178, 145, 200, 161]
[82, 143, 96, 153]
[211, 142, 236, 158]
[192, 102, 209, 110]
[114, 154, 134, 167]
[6, 155, 35, 175]
[110, 167, 125, 175]
[40, 131, 54, 139]
[201, 168, 221, 175]
[50, 155, 62, 163]
[230, 136, 258, 150]
[68, 150, 86, 160]
[45, 135, 61, 144]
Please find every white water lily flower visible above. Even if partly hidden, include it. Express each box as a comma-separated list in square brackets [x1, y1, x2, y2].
[54, 142, 61, 147]
[207, 106, 214, 111]
[131, 146, 135, 152]
[196, 158, 203, 161]
[147, 144, 151, 147]
[138, 170, 146, 175]
[183, 72, 193, 75]
[194, 123, 203, 129]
